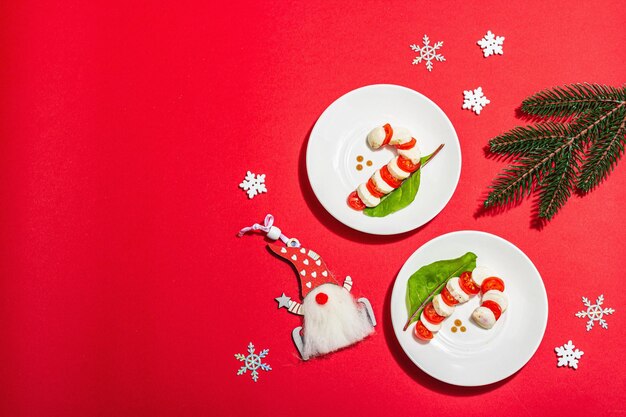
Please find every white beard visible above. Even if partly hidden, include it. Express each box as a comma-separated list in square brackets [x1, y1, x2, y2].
[301, 283, 374, 359]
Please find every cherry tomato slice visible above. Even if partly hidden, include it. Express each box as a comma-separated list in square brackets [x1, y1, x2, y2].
[459, 271, 480, 295]
[414, 320, 433, 341]
[382, 123, 393, 146]
[440, 286, 459, 306]
[423, 302, 445, 324]
[481, 277, 505, 293]
[347, 191, 366, 210]
[366, 178, 385, 198]
[380, 166, 402, 188]
[482, 300, 502, 320]
[395, 137, 417, 150]
[397, 156, 421, 173]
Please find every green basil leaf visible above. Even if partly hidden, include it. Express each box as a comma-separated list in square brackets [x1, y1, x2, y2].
[363, 152, 433, 218]
[403, 252, 477, 330]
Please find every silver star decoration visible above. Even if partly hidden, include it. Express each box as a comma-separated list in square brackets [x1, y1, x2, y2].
[275, 293, 291, 309]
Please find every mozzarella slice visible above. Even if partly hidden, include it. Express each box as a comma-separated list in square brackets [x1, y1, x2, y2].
[356, 183, 380, 207]
[471, 266, 498, 286]
[367, 127, 386, 149]
[419, 313, 441, 332]
[471, 306, 497, 329]
[387, 156, 411, 180]
[432, 294, 454, 317]
[446, 277, 470, 303]
[482, 290, 508, 312]
[371, 170, 394, 195]
[397, 143, 421, 164]
[388, 127, 412, 146]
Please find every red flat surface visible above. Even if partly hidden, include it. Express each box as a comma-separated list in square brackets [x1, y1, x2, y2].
[2, 1, 625, 416]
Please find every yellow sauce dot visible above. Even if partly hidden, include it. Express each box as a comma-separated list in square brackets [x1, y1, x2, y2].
[460, 326, 467, 332]
[451, 327, 457, 333]
[356, 155, 364, 162]
[356, 164, 363, 171]
[454, 319, 462, 326]
[366, 160, 373, 166]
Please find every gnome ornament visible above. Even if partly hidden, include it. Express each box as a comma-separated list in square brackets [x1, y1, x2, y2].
[238, 215, 376, 360]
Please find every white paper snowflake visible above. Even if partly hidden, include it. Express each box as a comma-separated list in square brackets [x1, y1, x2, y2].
[235, 342, 271, 382]
[410, 35, 445, 72]
[555, 340, 584, 369]
[477, 30, 505, 57]
[239, 171, 267, 199]
[575, 294, 615, 331]
[462, 87, 490, 114]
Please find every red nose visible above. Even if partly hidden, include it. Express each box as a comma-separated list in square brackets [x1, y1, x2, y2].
[315, 292, 328, 305]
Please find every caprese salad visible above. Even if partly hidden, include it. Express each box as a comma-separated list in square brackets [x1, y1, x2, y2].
[347, 123, 442, 210]
[413, 266, 508, 341]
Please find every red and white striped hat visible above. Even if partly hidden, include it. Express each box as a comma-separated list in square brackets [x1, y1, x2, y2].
[268, 243, 338, 299]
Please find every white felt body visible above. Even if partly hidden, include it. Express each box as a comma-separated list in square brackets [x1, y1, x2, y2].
[302, 283, 374, 359]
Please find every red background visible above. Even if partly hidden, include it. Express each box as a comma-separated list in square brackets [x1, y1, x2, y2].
[2, 1, 625, 416]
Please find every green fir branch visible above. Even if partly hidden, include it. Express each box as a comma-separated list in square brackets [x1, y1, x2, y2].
[485, 142, 567, 208]
[578, 103, 626, 191]
[489, 122, 570, 156]
[522, 83, 626, 118]
[484, 83, 626, 221]
[538, 145, 578, 220]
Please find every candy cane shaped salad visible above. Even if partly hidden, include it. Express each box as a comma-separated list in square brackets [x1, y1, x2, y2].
[347, 124, 444, 212]
[402, 252, 510, 343]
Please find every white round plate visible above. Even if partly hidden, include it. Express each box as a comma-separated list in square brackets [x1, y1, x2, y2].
[306, 84, 461, 235]
[390, 231, 548, 386]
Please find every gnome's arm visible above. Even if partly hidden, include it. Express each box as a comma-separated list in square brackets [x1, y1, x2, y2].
[276, 293, 304, 316]
[286, 299, 304, 315]
[343, 276, 353, 292]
